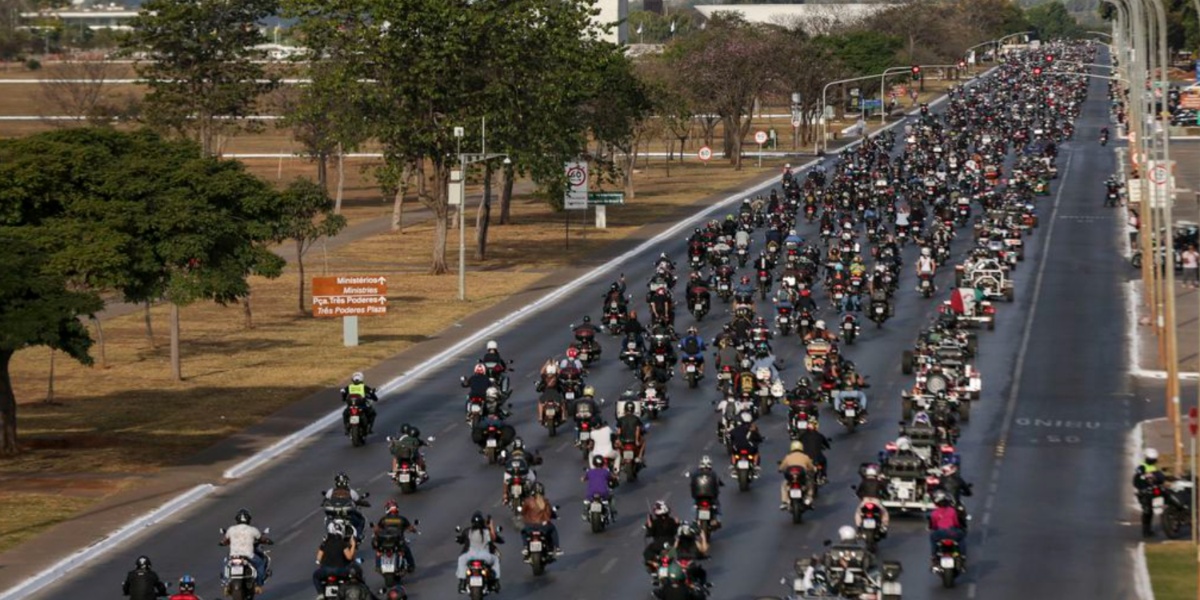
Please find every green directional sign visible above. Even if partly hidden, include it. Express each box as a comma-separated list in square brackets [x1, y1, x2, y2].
[588, 192, 625, 205]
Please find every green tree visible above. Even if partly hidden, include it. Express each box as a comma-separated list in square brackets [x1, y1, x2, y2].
[122, 0, 279, 156]
[0, 232, 103, 455]
[275, 177, 347, 314]
[813, 30, 903, 77]
[276, 59, 369, 198]
[1026, 1, 1085, 39]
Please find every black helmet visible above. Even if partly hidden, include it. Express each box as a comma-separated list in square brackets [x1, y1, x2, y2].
[582, 315, 592, 324]
[135, 555, 152, 569]
[532, 482, 545, 496]
[798, 377, 812, 388]
[512, 437, 525, 450]
[334, 472, 350, 489]
[471, 511, 486, 528]
[235, 508, 252, 525]
[592, 454, 606, 468]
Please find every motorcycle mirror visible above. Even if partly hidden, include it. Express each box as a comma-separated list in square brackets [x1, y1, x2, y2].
[362, 491, 371, 498]
[219, 527, 226, 535]
[386, 436, 394, 443]
[823, 539, 832, 547]
[570, 324, 575, 329]
[780, 577, 787, 585]
[427, 436, 436, 443]
[263, 527, 271, 535]
[413, 519, 420, 527]
[455, 526, 462, 533]
[496, 525, 503, 533]
[683, 471, 691, 478]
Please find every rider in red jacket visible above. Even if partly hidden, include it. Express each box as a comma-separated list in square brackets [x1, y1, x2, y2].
[169, 575, 201, 600]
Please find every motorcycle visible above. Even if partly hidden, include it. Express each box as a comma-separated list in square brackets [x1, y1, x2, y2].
[620, 441, 642, 482]
[716, 277, 733, 303]
[375, 522, 418, 591]
[479, 423, 505, 465]
[730, 449, 759, 492]
[681, 355, 702, 389]
[694, 498, 719, 537]
[319, 573, 348, 599]
[758, 269, 773, 300]
[524, 526, 557, 576]
[1162, 478, 1194, 539]
[345, 395, 370, 448]
[390, 454, 428, 495]
[840, 316, 860, 346]
[582, 494, 614, 533]
[220, 527, 272, 600]
[837, 395, 865, 433]
[620, 338, 644, 370]
[775, 304, 794, 336]
[783, 467, 812, 524]
[918, 273, 935, 298]
[736, 245, 750, 268]
[857, 502, 885, 552]
[689, 293, 710, 321]
[465, 559, 499, 600]
[506, 474, 531, 516]
[540, 396, 565, 437]
[571, 329, 601, 365]
[932, 537, 964, 588]
[868, 299, 890, 328]
[603, 300, 626, 334]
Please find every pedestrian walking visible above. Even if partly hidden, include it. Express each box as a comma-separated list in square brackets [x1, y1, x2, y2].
[1183, 246, 1200, 288]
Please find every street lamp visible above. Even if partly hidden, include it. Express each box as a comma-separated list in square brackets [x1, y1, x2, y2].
[451, 124, 510, 301]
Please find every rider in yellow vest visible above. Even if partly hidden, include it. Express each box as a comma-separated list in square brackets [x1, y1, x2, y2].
[340, 372, 378, 435]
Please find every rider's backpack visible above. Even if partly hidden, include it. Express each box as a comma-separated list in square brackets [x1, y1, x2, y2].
[682, 337, 701, 355]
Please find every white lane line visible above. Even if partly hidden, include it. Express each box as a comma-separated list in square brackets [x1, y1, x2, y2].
[290, 507, 322, 530]
[968, 583, 978, 598]
[601, 557, 619, 574]
[440, 423, 457, 434]
[280, 528, 305, 545]
[982, 512, 991, 527]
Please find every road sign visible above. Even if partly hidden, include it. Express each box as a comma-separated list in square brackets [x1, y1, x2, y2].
[754, 131, 768, 144]
[587, 192, 625, 205]
[312, 275, 389, 318]
[859, 99, 883, 109]
[791, 117, 802, 128]
[697, 146, 713, 161]
[1150, 165, 1169, 185]
[564, 160, 588, 210]
[1181, 91, 1200, 110]
[1190, 406, 1197, 437]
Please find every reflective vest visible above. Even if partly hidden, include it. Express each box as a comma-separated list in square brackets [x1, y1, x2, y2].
[348, 383, 366, 397]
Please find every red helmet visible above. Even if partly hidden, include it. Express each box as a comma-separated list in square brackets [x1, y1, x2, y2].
[740, 276, 751, 284]
[385, 499, 399, 515]
[567, 347, 579, 359]
[474, 364, 486, 375]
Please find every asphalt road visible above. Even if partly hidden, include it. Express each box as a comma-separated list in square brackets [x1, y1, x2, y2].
[31, 68, 1137, 600]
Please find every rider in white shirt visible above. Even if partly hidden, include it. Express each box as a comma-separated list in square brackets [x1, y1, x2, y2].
[916, 247, 937, 276]
[589, 422, 620, 474]
[222, 509, 269, 590]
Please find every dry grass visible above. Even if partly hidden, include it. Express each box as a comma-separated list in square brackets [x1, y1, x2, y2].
[0, 494, 97, 553]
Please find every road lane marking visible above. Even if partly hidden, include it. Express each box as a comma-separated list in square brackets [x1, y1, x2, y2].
[601, 557, 619, 574]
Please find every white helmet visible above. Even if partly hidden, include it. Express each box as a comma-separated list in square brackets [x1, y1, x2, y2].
[645, 388, 658, 399]
[1145, 448, 1160, 462]
[700, 455, 713, 469]
[486, 340, 498, 351]
[896, 436, 912, 452]
[815, 320, 826, 330]
[863, 464, 879, 478]
[756, 367, 771, 380]
[351, 372, 364, 383]
[739, 411, 754, 424]
[486, 387, 500, 399]
[921, 247, 932, 257]
[545, 363, 557, 375]
[838, 525, 857, 541]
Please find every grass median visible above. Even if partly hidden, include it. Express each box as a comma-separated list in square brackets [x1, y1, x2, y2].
[1148, 542, 1199, 600]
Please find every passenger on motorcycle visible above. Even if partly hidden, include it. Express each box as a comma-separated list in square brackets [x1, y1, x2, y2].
[855, 464, 891, 531]
[502, 438, 538, 505]
[777, 440, 816, 510]
[221, 508, 271, 590]
[798, 423, 830, 479]
[520, 482, 562, 556]
[481, 340, 507, 373]
[340, 371, 378, 435]
[461, 364, 492, 400]
[643, 501, 681, 570]
[729, 413, 764, 468]
[372, 500, 417, 574]
[455, 512, 502, 594]
[679, 327, 707, 376]
[389, 423, 429, 480]
[588, 418, 620, 474]
[312, 522, 359, 594]
[558, 347, 585, 373]
[616, 400, 647, 465]
[690, 457, 725, 527]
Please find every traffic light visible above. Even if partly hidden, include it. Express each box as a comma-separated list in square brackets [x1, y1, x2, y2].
[911, 65, 921, 81]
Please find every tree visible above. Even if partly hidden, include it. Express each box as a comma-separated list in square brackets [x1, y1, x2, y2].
[276, 60, 369, 196]
[1025, 1, 1086, 39]
[275, 177, 347, 313]
[583, 50, 653, 195]
[0, 232, 103, 455]
[122, 0, 279, 156]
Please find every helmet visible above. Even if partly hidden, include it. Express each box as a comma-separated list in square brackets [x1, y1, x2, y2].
[327, 521, 346, 538]
[135, 556, 152, 569]
[941, 463, 958, 476]
[790, 440, 804, 453]
[629, 310, 638, 319]
[660, 252, 668, 260]
[800, 289, 811, 297]
[178, 575, 196, 593]
[687, 326, 698, 335]
[739, 411, 753, 424]
[486, 340, 498, 351]
[645, 387, 657, 398]
[592, 455, 606, 468]
[1145, 448, 1160, 463]
[896, 437, 912, 452]
[835, 263, 844, 272]
[741, 275, 751, 284]
[583, 385, 595, 398]
[700, 455, 713, 469]
[471, 511, 486, 528]
[567, 347, 579, 359]
[385, 499, 399, 515]
[531, 481, 545, 496]
[512, 437, 525, 450]
[922, 247, 932, 256]
[545, 363, 557, 375]
[798, 377, 811, 388]
[815, 320, 826, 329]
[838, 525, 857, 541]
[863, 464, 880, 478]
[653, 500, 670, 516]
[913, 412, 932, 426]
[755, 316, 766, 327]
[334, 472, 350, 489]
[474, 363, 487, 375]
[351, 372, 364, 384]
[235, 508, 252, 525]
[582, 315, 591, 324]
[486, 387, 500, 400]
[756, 367, 770, 380]
[933, 490, 951, 506]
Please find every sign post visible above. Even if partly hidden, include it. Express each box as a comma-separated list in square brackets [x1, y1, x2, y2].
[587, 192, 624, 229]
[1189, 406, 1197, 544]
[312, 275, 390, 347]
[564, 160, 588, 249]
[754, 130, 768, 167]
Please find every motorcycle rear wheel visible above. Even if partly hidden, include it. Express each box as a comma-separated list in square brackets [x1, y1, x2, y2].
[941, 568, 957, 588]
[790, 500, 804, 524]
[531, 552, 546, 576]
[737, 469, 751, 492]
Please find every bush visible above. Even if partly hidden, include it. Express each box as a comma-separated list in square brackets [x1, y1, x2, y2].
[24, 58, 41, 71]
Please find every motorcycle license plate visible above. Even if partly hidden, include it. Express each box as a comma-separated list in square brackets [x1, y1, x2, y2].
[940, 557, 956, 569]
[737, 460, 750, 469]
[844, 323, 853, 330]
[398, 473, 411, 483]
[845, 409, 856, 417]
[545, 407, 557, 417]
[686, 365, 696, 372]
[530, 540, 543, 552]
[698, 509, 711, 520]
[470, 404, 482, 413]
[789, 489, 804, 499]
[796, 420, 809, 430]
[565, 392, 575, 400]
[659, 566, 669, 578]
[863, 518, 877, 529]
[1153, 497, 1165, 508]
[486, 439, 498, 448]
[623, 451, 634, 460]
[876, 306, 884, 313]
[720, 284, 729, 291]
[325, 586, 340, 597]
[655, 355, 664, 363]
[801, 320, 810, 327]
[590, 502, 604, 513]
[793, 578, 805, 593]
[695, 304, 703, 311]
[512, 485, 522, 496]
[230, 565, 245, 577]
[470, 576, 484, 587]
[349, 415, 361, 424]
[579, 431, 591, 440]
[882, 581, 902, 595]
[381, 555, 396, 573]
[779, 317, 789, 323]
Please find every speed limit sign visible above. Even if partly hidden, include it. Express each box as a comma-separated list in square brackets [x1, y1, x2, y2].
[697, 146, 713, 162]
[754, 131, 768, 145]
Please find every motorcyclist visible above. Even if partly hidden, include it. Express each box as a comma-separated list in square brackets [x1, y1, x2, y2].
[689, 456, 725, 528]
[481, 340, 507, 373]
[777, 440, 816, 510]
[795, 288, 818, 313]
[372, 499, 417, 575]
[168, 575, 200, 600]
[803, 320, 838, 343]
[340, 371, 378, 435]
[455, 512, 502, 594]
[624, 310, 648, 347]
[558, 346, 585, 373]
[312, 522, 358, 594]
[471, 412, 516, 454]
[582, 454, 618, 514]
[589, 417, 620, 474]
[649, 287, 675, 326]
[665, 521, 710, 586]
[573, 316, 600, 355]
[338, 567, 380, 600]
[823, 525, 875, 580]
[323, 473, 370, 540]
[733, 275, 755, 305]
[653, 563, 707, 600]
[520, 482, 562, 556]
[798, 424, 830, 481]
[220, 508, 271, 592]
[1134, 447, 1168, 537]
[389, 423, 429, 480]
[831, 366, 869, 413]
[616, 400, 647, 466]
[461, 364, 493, 402]
[537, 376, 566, 425]
[928, 490, 966, 561]
[729, 412, 763, 468]
[643, 501, 680, 571]
[502, 437, 537, 505]
[916, 246, 938, 283]
[123, 556, 167, 600]
[679, 326, 707, 377]
[855, 463, 891, 531]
